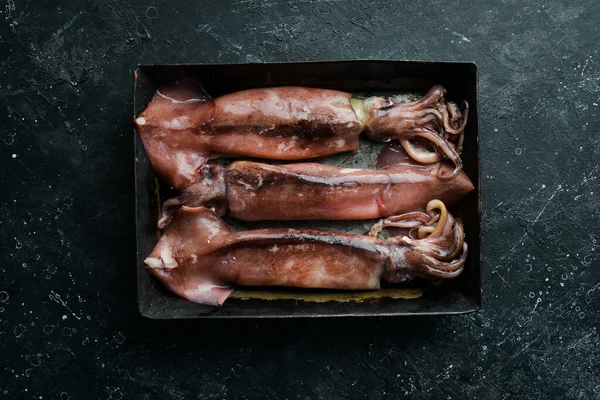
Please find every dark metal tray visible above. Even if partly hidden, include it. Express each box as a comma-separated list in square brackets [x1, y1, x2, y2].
[134, 60, 481, 318]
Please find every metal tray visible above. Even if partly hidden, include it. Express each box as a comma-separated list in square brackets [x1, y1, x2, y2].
[134, 60, 481, 318]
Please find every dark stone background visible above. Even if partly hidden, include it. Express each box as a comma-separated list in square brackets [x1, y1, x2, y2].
[1, 1, 599, 398]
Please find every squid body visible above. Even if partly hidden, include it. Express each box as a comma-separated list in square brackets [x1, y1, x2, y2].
[158, 145, 474, 227]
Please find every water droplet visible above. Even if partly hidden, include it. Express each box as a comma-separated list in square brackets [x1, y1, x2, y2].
[14, 324, 26, 338]
[113, 332, 125, 344]
[4, 134, 15, 145]
[145, 6, 158, 19]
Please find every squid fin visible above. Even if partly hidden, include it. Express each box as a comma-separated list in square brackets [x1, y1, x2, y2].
[145, 206, 235, 306]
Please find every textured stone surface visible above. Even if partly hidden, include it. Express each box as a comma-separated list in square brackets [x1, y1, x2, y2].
[1, 0, 599, 398]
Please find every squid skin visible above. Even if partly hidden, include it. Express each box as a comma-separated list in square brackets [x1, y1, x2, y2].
[157, 145, 474, 227]
[134, 80, 468, 190]
[145, 200, 467, 306]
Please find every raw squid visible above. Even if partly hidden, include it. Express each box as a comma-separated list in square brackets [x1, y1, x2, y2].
[145, 200, 467, 306]
[158, 145, 474, 228]
[134, 80, 468, 190]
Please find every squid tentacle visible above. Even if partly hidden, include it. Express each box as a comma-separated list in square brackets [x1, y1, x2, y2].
[359, 85, 468, 175]
[367, 212, 430, 237]
[419, 199, 448, 238]
[410, 129, 462, 180]
[412, 85, 447, 109]
[416, 219, 465, 261]
[416, 86, 468, 137]
[387, 200, 466, 265]
[418, 247, 467, 277]
[400, 139, 442, 164]
[454, 129, 465, 156]
[440, 100, 469, 135]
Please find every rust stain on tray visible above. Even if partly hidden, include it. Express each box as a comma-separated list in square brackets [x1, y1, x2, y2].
[229, 288, 423, 302]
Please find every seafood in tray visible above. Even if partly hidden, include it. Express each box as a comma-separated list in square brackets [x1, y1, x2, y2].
[134, 79, 473, 307]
